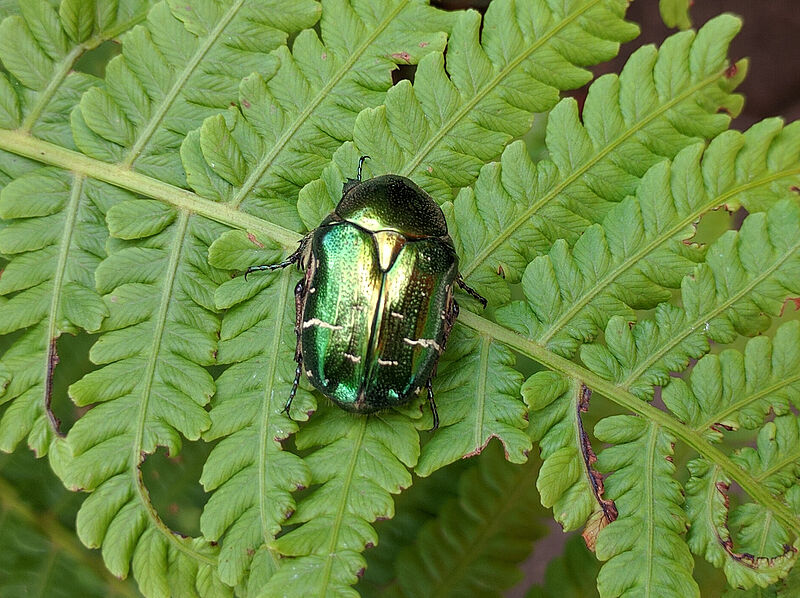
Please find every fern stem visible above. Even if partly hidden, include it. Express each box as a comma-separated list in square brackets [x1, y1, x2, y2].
[399, 0, 605, 178]
[0, 130, 302, 247]
[457, 309, 800, 537]
[458, 68, 730, 281]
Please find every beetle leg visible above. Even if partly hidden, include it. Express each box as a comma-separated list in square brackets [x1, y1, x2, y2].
[456, 275, 488, 309]
[357, 155, 370, 181]
[426, 379, 439, 432]
[284, 363, 303, 416]
[284, 279, 307, 418]
[244, 237, 307, 280]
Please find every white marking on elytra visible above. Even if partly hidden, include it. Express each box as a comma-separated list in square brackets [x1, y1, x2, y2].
[403, 337, 441, 351]
[390, 311, 404, 320]
[343, 353, 362, 363]
[377, 358, 399, 366]
[302, 318, 343, 331]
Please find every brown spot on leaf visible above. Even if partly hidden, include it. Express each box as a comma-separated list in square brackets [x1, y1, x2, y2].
[391, 51, 412, 63]
[419, 41, 429, 48]
[577, 384, 617, 551]
[725, 63, 738, 78]
[242, 99, 251, 109]
[247, 232, 265, 248]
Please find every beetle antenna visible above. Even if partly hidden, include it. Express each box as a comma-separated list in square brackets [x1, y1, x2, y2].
[357, 155, 370, 181]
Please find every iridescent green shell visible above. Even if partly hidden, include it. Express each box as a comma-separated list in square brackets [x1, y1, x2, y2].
[299, 175, 457, 413]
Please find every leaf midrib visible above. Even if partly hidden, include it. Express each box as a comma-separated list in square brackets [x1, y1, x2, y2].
[229, 0, 410, 209]
[318, 418, 367, 595]
[644, 425, 658, 598]
[20, 9, 151, 131]
[460, 69, 728, 280]
[41, 173, 83, 437]
[122, 0, 247, 169]
[258, 273, 291, 550]
[540, 166, 800, 346]
[129, 211, 214, 565]
[399, 0, 604, 178]
[696, 370, 800, 432]
[621, 235, 800, 389]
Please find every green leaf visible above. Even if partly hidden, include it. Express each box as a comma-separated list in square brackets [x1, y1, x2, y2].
[0, 170, 133, 455]
[495, 119, 800, 358]
[386, 443, 545, 597]
[299, 0, 638, 222]
[73, 0, 320, 187]
[199, 242, 313, 586]
[181, 0, 452, 231]
[0, 0, 153, 146]
[659, 0, 692, 30]
[450, 14, 745, 305]
[581, 199, 800, 399]
[522, 372, 611, 532]
[261, 406, 419, 597]
[594, 416, 698, 598]
[61, 212, 231, 597]
[685, 417, 800, 590]
[663, 321, 800, 437]
[415, 324, 529, 476]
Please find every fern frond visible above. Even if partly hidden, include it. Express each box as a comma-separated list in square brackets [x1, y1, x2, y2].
[60, 210, 231, 597]
[259, 405, 419, 597]
[198, 230, 312, 587]
[521, 372, 612, 532]
[298, 0, 638, 220]
[0, 0, 156, 457]
[581, 199, 800, 399]
[447, 14, 744, 304]
[0, 171, 135, 456]
[415, 324, 529, 475]
[685, 417, 800, 590]
[0, 0, 153, 146]
[594, 416, 698, 598]
[181, 0, 453, 231]
[72, 0, 320, 187]
[495, 120, 800, 358]
[663, 321, 800, 437]
[385, 443, 545, 598]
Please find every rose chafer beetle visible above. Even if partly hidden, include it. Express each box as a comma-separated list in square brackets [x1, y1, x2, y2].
[246, 158, 486, 429]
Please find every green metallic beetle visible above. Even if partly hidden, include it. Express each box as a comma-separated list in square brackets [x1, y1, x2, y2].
[246, 158, 486, 429]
